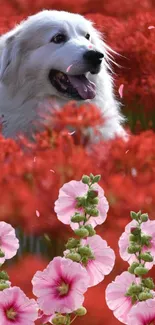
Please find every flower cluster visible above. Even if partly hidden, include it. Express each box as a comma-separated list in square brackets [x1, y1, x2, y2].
[32, 174, 115, 324]
[106, 210, 155, 325]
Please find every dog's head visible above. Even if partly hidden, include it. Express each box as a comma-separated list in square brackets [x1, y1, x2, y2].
[0, 10, 109, 101]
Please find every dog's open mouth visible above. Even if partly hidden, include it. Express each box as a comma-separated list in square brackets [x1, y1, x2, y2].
[49, 70, 96, 100]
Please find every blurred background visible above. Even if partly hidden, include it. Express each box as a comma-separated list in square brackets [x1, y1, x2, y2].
[0, 0, 155, 324]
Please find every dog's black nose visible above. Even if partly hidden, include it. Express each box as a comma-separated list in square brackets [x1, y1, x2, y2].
[83, 50, 104, 66]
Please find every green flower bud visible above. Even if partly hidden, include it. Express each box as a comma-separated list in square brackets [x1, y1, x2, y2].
[141, 235, 152, 246]
[130, 211, 138, 220]
[76, 196, 87, 208]
[140, 213, 149, 222]
[78, 246, 93, 257]
[128, 262, 140, 274]
[0, 250, 5, 258]
[91, 197, 99, 205]
[85, 207, 99, 217]
[87, 190, 98, 199]
[81, 256, 89, 266]
[84, 224, 96, 236]
[89, 173, 94, 180]
[128, 244, 141, 254]
[74, 307, 87, 316]
[138, 292, 153, 301]
[129, 234, 139, 243]
[143, 278, 155, 290]
[130, 227, 141, 236]
[66, 238, 80, 249]
[0, 281, 10, 291]
[52, 315, 67, 325]
[92, 175, 101, 183]
[140, 252, 153, 262]
[66, 252, 81, 262]
[134, 265, 149, 276]
[82, 175, 90, 184]
[74, 227, 89, 238]
[0, 271, 9, 281]
[127, 284, 142, 295]
[71, 214, 85, 223]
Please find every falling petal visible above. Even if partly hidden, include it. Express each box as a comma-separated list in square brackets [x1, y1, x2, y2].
[118, 84, 124, 98]
[148, 25, 155, 29]
[68, 131, 76, 135]
[66, 64, 73, 73]
[49, 169, 55, 173]
[36, 210, 40, 217]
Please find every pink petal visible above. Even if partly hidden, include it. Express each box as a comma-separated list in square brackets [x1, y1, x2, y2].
[118, 84, 124, 98]
[148, 26, 155, 29]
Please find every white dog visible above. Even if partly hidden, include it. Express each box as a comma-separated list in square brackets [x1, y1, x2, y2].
[0, 10, 126, 139]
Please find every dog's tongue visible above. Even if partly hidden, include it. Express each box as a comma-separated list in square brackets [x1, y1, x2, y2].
[68, 75, 96, 100]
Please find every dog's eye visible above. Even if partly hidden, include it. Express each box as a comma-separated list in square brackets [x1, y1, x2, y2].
[85, 33, 90, 40]
[50, 34, 66, 44]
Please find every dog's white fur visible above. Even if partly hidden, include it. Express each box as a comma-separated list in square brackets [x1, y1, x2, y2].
[0, 10, 126, 139]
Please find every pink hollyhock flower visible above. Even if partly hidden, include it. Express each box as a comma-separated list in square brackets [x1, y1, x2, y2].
[32, 256, 89, 315]
[127, 299, 155, 325]
[0, 286, 38, 324]
[54, 180, 109, 229]
[0, 222, 19, 264]
[105, 271, 139, 324]
[119, 220, 155, 269]
[82, 235, 115, 287]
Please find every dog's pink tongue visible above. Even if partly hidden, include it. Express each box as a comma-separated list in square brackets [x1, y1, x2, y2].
[68, 75, 96, 99]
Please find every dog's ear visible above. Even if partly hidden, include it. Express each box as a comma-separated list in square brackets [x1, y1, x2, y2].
[0, 34, 20, 82]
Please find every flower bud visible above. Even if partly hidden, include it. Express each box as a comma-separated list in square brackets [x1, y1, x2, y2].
[130, 211, 138, 220]
[74, 307, 87, 316]
[0, 281, 10, 291]
[66, 238, 80, 249]
[134, 265, 149, 276]
[130, 227, 141, 236]
[85, 207, 99, 217]
[140, 252, 153, 262]
[138, 292, 153, 301]
[84, 224, 96, 236]
[82, 175, 90, 184]
[78, 246, 93, 257]
[140, 213, 149, 222]
[141, 235, 152, 246]
[71, 214, 85, 223]
[76, 197, 87, 208]
[52, 315, 67, 325]
[143, 278, 155, 290]
[87, 190, 98, 199]
[128, 262, 140, 274]
[74, 227, 89, 238]
[66, 252, 81, 262]
[91, 198, 99, 205]
[127, 284, 142, 295]
[0, 250, 5, 258]
[0, 271, 9, 281]
[129, 234, 139, 243]
[128, 244, 141, 254]
[92, 175, 101, 183]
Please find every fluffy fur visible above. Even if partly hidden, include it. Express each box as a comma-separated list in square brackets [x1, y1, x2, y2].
[0, 10, 126, 139]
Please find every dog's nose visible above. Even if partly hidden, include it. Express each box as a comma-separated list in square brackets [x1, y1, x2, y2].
[83, 50, 104, 66]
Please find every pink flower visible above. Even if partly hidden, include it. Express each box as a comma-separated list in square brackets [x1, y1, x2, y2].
[119, 220, 155, 269]
[82, 235, 115, 287]
[54, 180, 109, 229]
[127, 299, 155, 325]
[38, 311, 53, 324]
[32, 256, 89, 315]
[0, 286, 38, 325]
[0, 222, 19, 264]
[105, 271, 138, 324]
